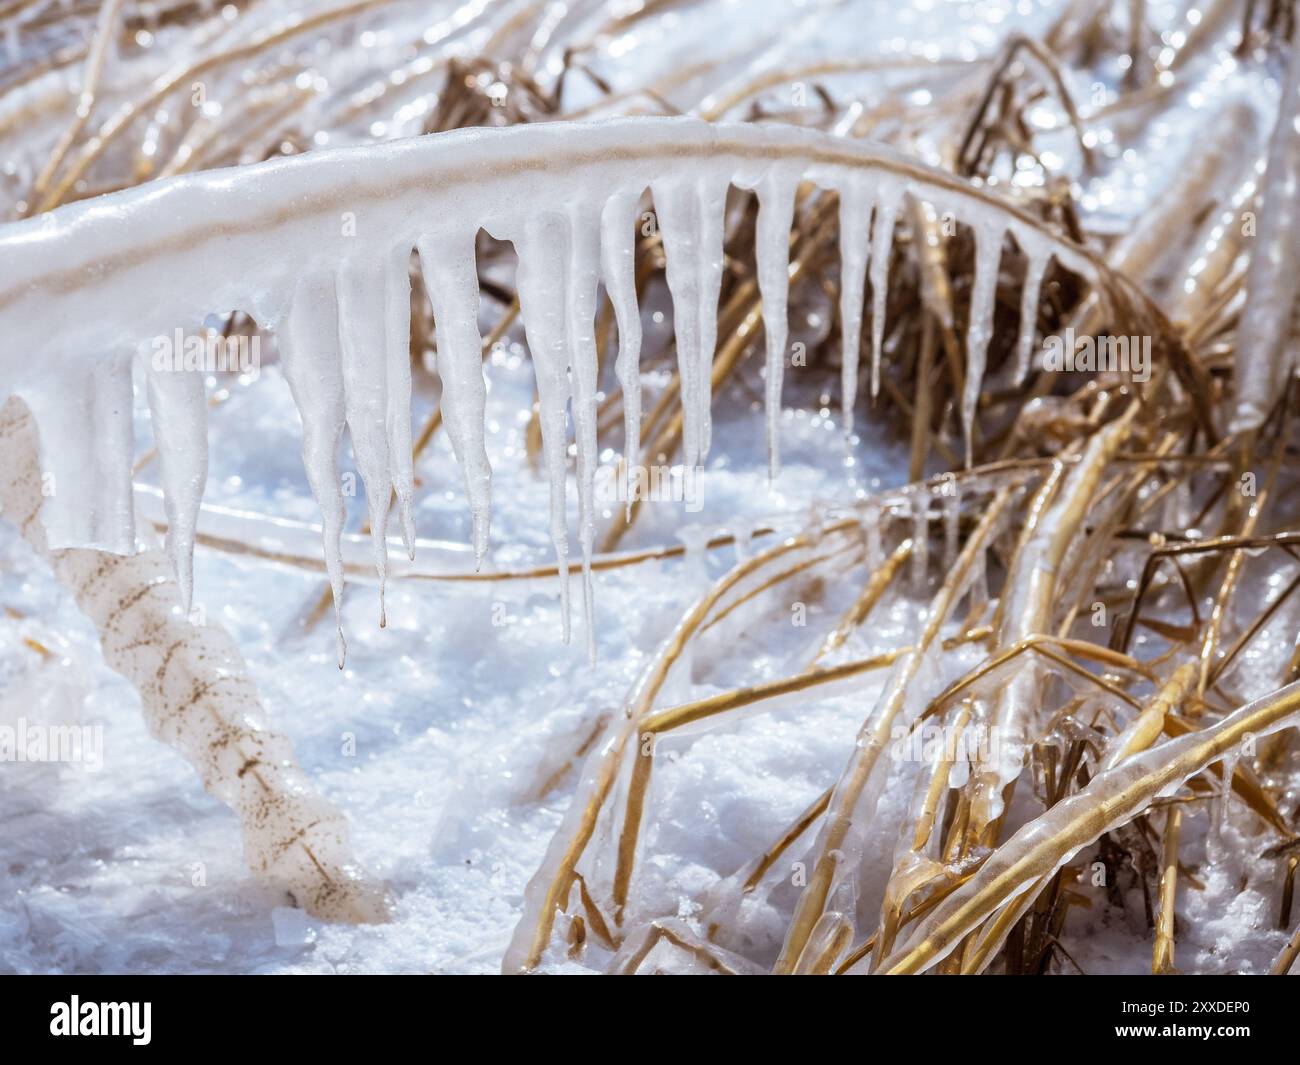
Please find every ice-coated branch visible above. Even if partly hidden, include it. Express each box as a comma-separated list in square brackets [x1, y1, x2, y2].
[0, 116, 1131, 655]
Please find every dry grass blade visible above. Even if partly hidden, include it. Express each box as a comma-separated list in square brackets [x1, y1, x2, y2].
[1152, 806, 1182, 974]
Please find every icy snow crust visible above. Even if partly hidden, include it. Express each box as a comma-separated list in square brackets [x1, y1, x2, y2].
[0, 338, 919, 973]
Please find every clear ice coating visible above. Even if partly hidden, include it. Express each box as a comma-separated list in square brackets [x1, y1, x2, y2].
[1231, 34, 1300, 432]
[0, 117, 1100, 656]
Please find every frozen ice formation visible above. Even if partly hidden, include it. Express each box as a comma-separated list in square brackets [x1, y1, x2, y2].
[0, 397, 390, 923]
[0, 116, 1105, 654]
[876, 672, 1300, 975]
[1231, 28, 1300, 433]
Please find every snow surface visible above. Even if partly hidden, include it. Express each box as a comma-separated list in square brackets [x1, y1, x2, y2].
[0, 332, 915, 973]
[0, 0, 1295, 975]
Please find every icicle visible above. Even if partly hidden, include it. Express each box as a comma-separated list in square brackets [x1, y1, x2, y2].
[19, 350, 135, 555]
[1163, 474, 1191, 533]
[962, 221, 1003, 467]
[678, 522, 710, 586]
[514, 212, 574, 643]
[754, 172, 796, 479]
[863, 505, 883, 572]
[1014, 245, 1049, 386]
[418, 232, 492, 565]
[969, 535, 989, 609]
[837, 177, 872, 438]
[278, 274, 348, 667]
[336, 256, 397, 629]
[732, 522, 752, 564]
[910, 495, 928, 591]
[383, 246, 416, 560]
[942, 480, 960, 568]
[599, 191, 643, 520]
[693, 182, 727, 461]
[144, 354, 208, 615]
[868, 185, 901, 399]
[563, 203, 603, 666]
[1214, 751, 1240, 847]
[653, 176, 727, 466]
[652, 183, 699, 467]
